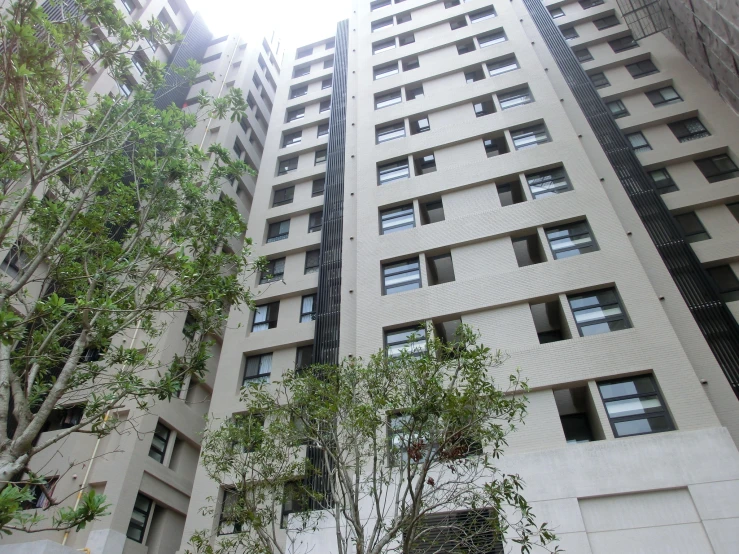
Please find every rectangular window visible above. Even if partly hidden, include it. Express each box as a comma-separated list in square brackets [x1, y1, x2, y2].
[410, 115, 430, 135]
[478, 29, 507, 48]
[260, 258, 285, 284]
[728, 202, 739, 223]
[296, 47, 312, 59]
[483, 135, 509, 157]
[22, 477, 58, 510]
[375, 89, 402, 109]
[122, 0, 136, 14]
[317, 123, 329, 138]
[296, 345, 313, 371]
[421, 199, 445, 224]
[414, 153, 436, 175]
[378, 159, 410, 184]
[324, 57, 334, 69]
[372, 17, 394, 32]
[648, 168, 678, 194]
[669, 118, 710, 142]
[371, 0, 392, 10]
[707, 266, 739, 303]
[308, 211, 323, 233]
[283, 131, 302, 147]
[512, 234, 544, 267]
[487, 56, 519, 76]
[545, 220, 598, 259]
[277, 157, 298, 175]
[474, 99, 495, 117]
[646, 86, 682, 106]
[380, 204, 415, 234]
[396, 12, 411, 24]
[286, 107, 305, 122]
[383, 258, 421, 294]
[469, 6, 496, 22]
[289, 85, 308, 99]
[292, 65, 310, 78]
[549, 7, 564, 18]
[594, 15, 620, 30]
[377, 121, 406, 143]
[450, 18, 468, 30]
[568, 288, 630, 336]
[243, 353, 272, 384]
[562, 27, 579, 40]
[497, 180, 525, 206]
[218, 488, 244, 535]
[444, 0, 460, 7]
[511, 124, 550, 150]
[609, 35, 638, 52]
[267, 220, 290, 243]
[598, 375, 673, 437]
[374, 62, 399, 80]
[531, 300, 568, 343]
[580, 0, 604, 8]
[626, 59, 658, 78]
[273, 186, 294, 207]
[312, 178, 325, 197]
[325, 38, 335, 50]
[406, 84, 424, 100]
[315, 150, 327, 165]
[319, 100, 331, 113]
[427, 253, 455, 285]
[252, 302, 280, 332]
[498, 87, 533, 109]
[696, 154, 739, 183]
[465, 69, 484, 83]
[305, 249, 320, 274]
[399, 33, 415, 46]
[148, 422, 171, 464]
[131, 52, 145, 74]
[457, 40, 476, 55]
[321, 77, 332, 89]
[1, 242, 29, 279]
[606, 99, 629, 118]
[373, 38, 396, 54]
[119, 80, 132, 97]
[385, 326, 427, 358]
[402, 56, 419, 71]
[575, 48, 594, 62]
[675, 212, 710, 243]
[626, 131, 651, 152]
[300, 294, 316, 322]
[127, 494, 153, 543]
[590, 72, 610, 88]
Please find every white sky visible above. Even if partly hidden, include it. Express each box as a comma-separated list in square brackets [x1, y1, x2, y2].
[187, 0, 351, 58]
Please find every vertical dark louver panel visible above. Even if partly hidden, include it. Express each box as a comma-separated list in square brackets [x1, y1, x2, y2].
[154, 13, 212, 109]
[42, 0, 79, 21]
[313, 19, 349, 366]
[522, 0, 739, 398]
[304, 445, 333, 509]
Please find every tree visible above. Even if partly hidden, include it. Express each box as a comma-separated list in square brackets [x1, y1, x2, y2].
[0, 0, 259, 533]
[190, 325, 560, 554]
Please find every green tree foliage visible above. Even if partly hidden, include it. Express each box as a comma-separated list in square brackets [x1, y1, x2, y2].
[0, 0, 259, 532]
[191, 325, 560, 554]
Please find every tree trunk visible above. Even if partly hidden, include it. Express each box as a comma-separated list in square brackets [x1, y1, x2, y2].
[0, 450, 29, 494]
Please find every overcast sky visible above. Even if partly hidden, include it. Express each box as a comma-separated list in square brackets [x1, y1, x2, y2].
[187, 0, 351, 59]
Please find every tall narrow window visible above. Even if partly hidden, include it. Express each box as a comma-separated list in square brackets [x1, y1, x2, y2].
[511, 124, 550, 150]
[317, 123, 329, 138]
[427, 253, 455, 285]
[127, 494, 153, 543]
[296, 345, 313, 371]
[626, 131, 651, 152]
[382, 258, 421, 294]
[148, 422, 171, 464]
[545, 220, 598, 259]
[646, 86, 682, 106]
[598, 375, 673, 437]
[675, 212, 710, 243]
[695, 154, 739, 183]
[498, 87, 533, 109]
[378, 159, 410, 184]
[376, 121, 406, 143]
[568, 288, 630, 336]
[669, 118, 710, 142]
[385, 326, 427, 357]
[707, 266, 739, 303]
[260, 258, 285, 284]
[267, 220, 290, 243]
[252, 302, 280, 332]
[512, 234, 544, 267]
[305, 249, 320, 274]
[1, 242, 29, 279]
[319, 100, 331, 113]
[531, 300, 568, 343]
[380, 204, 415, 234]
[122, 0, 136, 13]
[312, 178, 325, 197]
[315, 150, 327, 165]
[242, 354, 272, 384]
[487, 56, 519, 76]
[218, 488, 244, 535]
[308, 211, 323, 233]
[300, 294, 317, 322]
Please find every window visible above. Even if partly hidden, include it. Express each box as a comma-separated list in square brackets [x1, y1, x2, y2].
[626, 59, 658, 78]
[580, 0, 604, 8]
[300, 294, 316, 322]
[444, 0, 460, 7]
[473, 99, 495, 117]
[372, 17, 394, 32]
[648, 168, 678, 194]
[321, 77, 332, 89]
[414, 153, 436, 175]
[1, 242, 29, 279]
[478, 29, 507, 47]
[383, 258, 421, 294]
[315, 150, 327, 165]
[549, 7, 564, 18]
[308, 211, 323, 233]
[375, 89, 402, 109]
[609, 35, 638, 52]
[317, 123, 329, 138]
[380, 204, 415, 234]
[598, 375, 673, 437]
[675, 212, 709, 243]
[606, 99, 629, 118]
[487, 56, 519, 76]
[292, 65, 310, 78]
[122, 0, 136, 13]
[385, 326, 427, 357]
[21, 477, 58, 510]
[568, 288, 630, 336]
[296, 46, 313, 59]
[707, 266, 739, 302]
[127, 494, 153, 543]
[398, 33, 415, 46]
[511, 124, 550, 150]
[324, 57, 334, 69]
[421, 199, 445, 224]
[498, 87, 533, 109]
[531, 300, 568, 343]
[696, 154, 739, 183]
[281, 482, 308, 528]
[267, 220, 290, 243]
[148, 422, 171, 463]
[450, 18, 468, 31]
[427, 253, 455, 285]
[406, 84, 424, 100]
[410, 115, 430, 135]
[469, 7, 496, 22]
[396, 12, 411, 24]
[319, 100, 331, 113]
[283, 131, 302, 147]
[218, 488, 244, 535]
[286, 107, 305, 122]
[626, 131, 651, 152]
[497, 180, 525, 206]
[669, 118, 710, 142]
[119, 80, 132, 97]
[512, 234, 544, 267]
[325, 38, 335, 50]
[305, 249, 320, 274]
[646, 86, 682, 106]
[575, 48, 594, 62]
[131, 52, 145, 74]
[483, 135, 509, 157]
[373, 38, 396, 54]
[457, 40, 476, 55]
[371, 0, 392, 10]
[260, 258, 285, 284]
[296, 345, 313, 371]
[590, 72, 610, 88]
[277, 157, 298, 175]
[555, 388, 596, 443]
[377, 121, 406, 143]
[312, 178, 325, 197]
[374, 62, 399, 80]
[252, 302, 280, 332]
[594, 15, 620, 30]
[378, 159, 410, 184]
[183, 311, 198, 340]
[402, 57, 419, 71]
[728, 202, 739, 223]
[273, 187, 294, 207]
[465, 69, 484, 83]
[289, 85, 307, 99]
[562, 27, 579, 40]
[545, 220, 598, 259]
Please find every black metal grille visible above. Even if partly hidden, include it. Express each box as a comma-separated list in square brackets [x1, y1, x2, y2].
[523, 0, 739, 398]
[313, 19, 349, 366]
[407, 509, 504, 554]
[304, 444, 333, 509]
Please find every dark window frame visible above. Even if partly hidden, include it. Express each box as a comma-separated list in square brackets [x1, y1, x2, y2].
[695, 154, 739, 183]
[300, 294, 317, 322]
[260, 257, 286, 284]
[568, 287, 631, 337]
[598, 374, 674, 438]
[382, 257, 422, 295]
[148, 422, 171, 464]
[243, 353, 273, 384]
[304, 249, 321, 274]
[380, 204, 415, 234]
[545, 220, 598, 259]
[126, 494, 153, 543]
[252, 302, 280, 332]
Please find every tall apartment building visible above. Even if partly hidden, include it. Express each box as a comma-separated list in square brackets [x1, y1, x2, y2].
[0, 1, 280, 553]
[177, 0, 739, 553]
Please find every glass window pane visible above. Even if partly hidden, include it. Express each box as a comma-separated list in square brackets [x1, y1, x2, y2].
[614, 416, 672, 437]
[604, 395, 663, 418]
